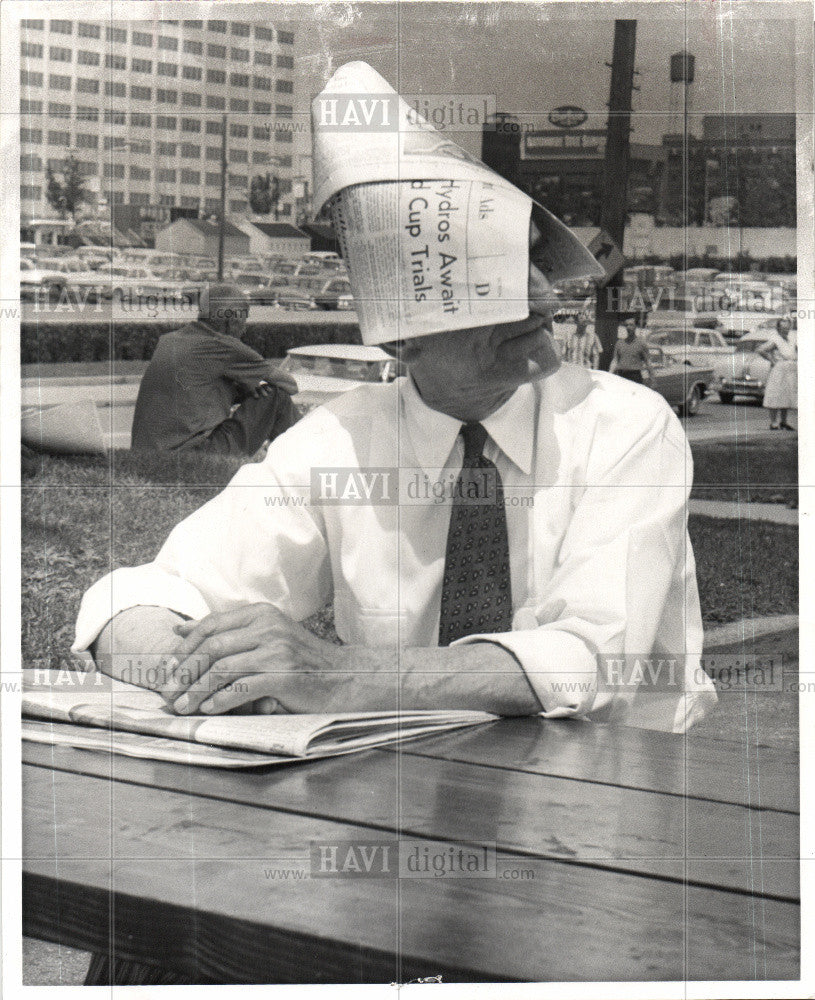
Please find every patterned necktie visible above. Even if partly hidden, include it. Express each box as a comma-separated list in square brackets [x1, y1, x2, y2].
[438, 422, 513, 646]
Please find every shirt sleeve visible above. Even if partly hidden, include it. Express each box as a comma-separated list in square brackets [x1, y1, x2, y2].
[215, 338, 280, 391]
[452, 396, 715, 731]
[72, 413, 334, 653]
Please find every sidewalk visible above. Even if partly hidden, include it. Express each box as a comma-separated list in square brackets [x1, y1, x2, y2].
[689, 499, 797, 525]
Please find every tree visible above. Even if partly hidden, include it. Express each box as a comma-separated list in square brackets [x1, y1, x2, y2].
[44, 154, 92, 222]
[249, 172, 280, 219]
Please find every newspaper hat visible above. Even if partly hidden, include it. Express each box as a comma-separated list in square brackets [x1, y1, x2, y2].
[312, 62, 603, 345]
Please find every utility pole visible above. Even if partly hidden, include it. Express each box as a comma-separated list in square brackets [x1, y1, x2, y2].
[217, 113, 227, 280]
[594, 20, 637, 370]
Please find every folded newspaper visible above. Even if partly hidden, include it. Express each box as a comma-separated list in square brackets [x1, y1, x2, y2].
[21, 671, 497, 768]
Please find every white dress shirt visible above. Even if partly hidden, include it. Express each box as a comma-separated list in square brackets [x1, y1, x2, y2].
[74, 363, 717, 732]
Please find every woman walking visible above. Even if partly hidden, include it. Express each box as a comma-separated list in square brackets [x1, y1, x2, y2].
[759, 317, 797, 430]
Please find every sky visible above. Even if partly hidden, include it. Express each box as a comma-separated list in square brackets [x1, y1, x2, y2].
[258, 0, 802, 170]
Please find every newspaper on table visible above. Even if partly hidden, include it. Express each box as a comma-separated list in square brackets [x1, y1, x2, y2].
[311, 61, 604, 344]
[21, 670, 497, 768]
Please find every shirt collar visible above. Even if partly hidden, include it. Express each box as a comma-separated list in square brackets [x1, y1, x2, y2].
[400, 374, 535, 476]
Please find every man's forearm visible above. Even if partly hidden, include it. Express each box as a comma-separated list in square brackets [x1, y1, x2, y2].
[328, 641, 543, 716]
[91, 606, 187, 690]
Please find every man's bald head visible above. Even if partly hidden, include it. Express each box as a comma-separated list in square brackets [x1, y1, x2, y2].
[198, 282, 250, 339]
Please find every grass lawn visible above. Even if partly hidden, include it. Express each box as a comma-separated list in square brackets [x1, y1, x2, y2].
[690, 438, 797, 505]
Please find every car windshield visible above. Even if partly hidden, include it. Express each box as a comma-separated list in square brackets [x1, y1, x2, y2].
[652, 330, 686, 346]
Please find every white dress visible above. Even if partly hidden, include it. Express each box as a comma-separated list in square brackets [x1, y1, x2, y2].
[762, 332, 798, 410]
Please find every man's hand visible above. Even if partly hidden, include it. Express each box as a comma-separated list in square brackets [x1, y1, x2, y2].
[162, 603, 341, 716]
[261, 366, 299, 396]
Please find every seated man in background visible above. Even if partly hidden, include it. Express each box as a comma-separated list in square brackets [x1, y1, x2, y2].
[130, 282, 298, 456]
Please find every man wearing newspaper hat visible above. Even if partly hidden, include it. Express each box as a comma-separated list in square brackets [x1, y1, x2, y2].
[75, 63, 716, 733]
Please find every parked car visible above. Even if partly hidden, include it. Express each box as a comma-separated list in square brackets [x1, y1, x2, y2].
[20, 259, 68, 301]
[715, 311, 783, 344]
[646, 346, 711, 416]
[645, 327, 733, 368]
[311, 277, 354, 310]
[38, 259, 108, 303]
[279, 344, 406, 412]
[712, 324, 795, 403]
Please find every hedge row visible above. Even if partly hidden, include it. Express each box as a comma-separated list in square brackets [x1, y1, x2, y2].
[636, 254, 797, 275]
[20, 320, 363, 364]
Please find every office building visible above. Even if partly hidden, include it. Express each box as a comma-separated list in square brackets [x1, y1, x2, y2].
[19, 16, 299, 229]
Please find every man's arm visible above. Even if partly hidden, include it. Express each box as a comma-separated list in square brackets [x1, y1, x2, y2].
[212, 337, 298, 395]
[608, 340, 619, 373]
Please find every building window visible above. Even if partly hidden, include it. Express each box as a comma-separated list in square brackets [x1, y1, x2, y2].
[278, 203, 291, 217]
[229, 123, 248, 138]
[20, 99, 43, 114]
[204, 196, 220, 211]
[130, 192, 151, 205]
[132, 30, 152, 46]
[180, 196, 200, 209]
[183, 39, 203, 56]
[253, 76, 271, 91]
[229, 98, 249, 113]
[158, 168, 177, 182]
[275, 154, 292, 168]
[183, 20, 204, 29]
[205, 148, 221, 161]
[104, 136, 127, 150]
[181, 169, 200, 185]
[254, 51, 273, 67]
[49, 45, 72, 61]
[207, 42, 227, 58]
[229, 198, 246, 212]
[231, 46, 249, 62]
[276, 104, 294, 117]
[231, 21, 250, 36]
[278, 30, 294, 44]
[158, 62, 178, 77]
[230, 148, 248, 163]
[228, 173, 247, 187]
[104, 163, 126, 179]
[207, 69, 226, 84]
[21, 185, 42, 201]
[255, 26, 274, 42]
[49, 74, 72, 91]
[158, 35, 178, 50]
[206, 95, 226, 110]
[182, 92, 202, 107]
[130, 112, 152, 127]
[104, 81, 127, 97]
[157, 141, 177, 155]
[20, 128, 43, 143]
[75, 133, 98, 149]
[159, 194, 176, 206]
[103, 110, 127, 125]
[157, 88, 178, 104]
[276, 79, 294, 94]
[181, 143, 200, 158]
[130, 139, 152, 154]
[20, 70, 44, 87]
[229, 73, 249, 88]
[20, 154, 42, 171]
[252, 150, 269, 164]
[254, 101, 272, 115]
[205, 120, 223, 135]
[22, 19, 44, 29]
[276, 54, 294, 69]
[76, 105, 99, 122]
[207, 20, 227, 33]
[48, 101, 71, 116]
[182, 65, 202, 81]
[77, 50, 100, 66]
[181, 118, 201, 133]
[21, 42, 44, 58]
[252, 126, 267, 140]
[49, 20, 73, 34]
[105, 53, 127, 69]
[109, 191, 125, 205]
[77, 77, 99, 93]
[274, 131, 293, 143]
[132, 57, 152, 73]
[78, 23, 101, 38]
[157, 116, 177, 130]
[131, 85, 152, 101]
[205, 171, 221, 185]
[130, 165, 151, 181]
[106, 26, 128, 43]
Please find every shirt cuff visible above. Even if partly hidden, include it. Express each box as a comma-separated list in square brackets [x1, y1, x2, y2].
[451, 626, 598, 718]
[72, 566, 212, 653]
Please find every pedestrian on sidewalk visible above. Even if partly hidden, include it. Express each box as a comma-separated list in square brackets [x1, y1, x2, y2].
[609, 317, 655, 385]
[758, 316, 797, 431]
[563, 313, 602, 369]
[130, 283, 299, 456]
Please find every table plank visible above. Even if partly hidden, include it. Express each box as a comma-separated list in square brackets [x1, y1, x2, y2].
[22, 741, 799, 900]
[383, 718, 799, 812]
[23, 765, 799, 982]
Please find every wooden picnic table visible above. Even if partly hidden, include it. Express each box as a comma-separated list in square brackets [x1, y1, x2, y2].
[22, 717, 799, 984]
